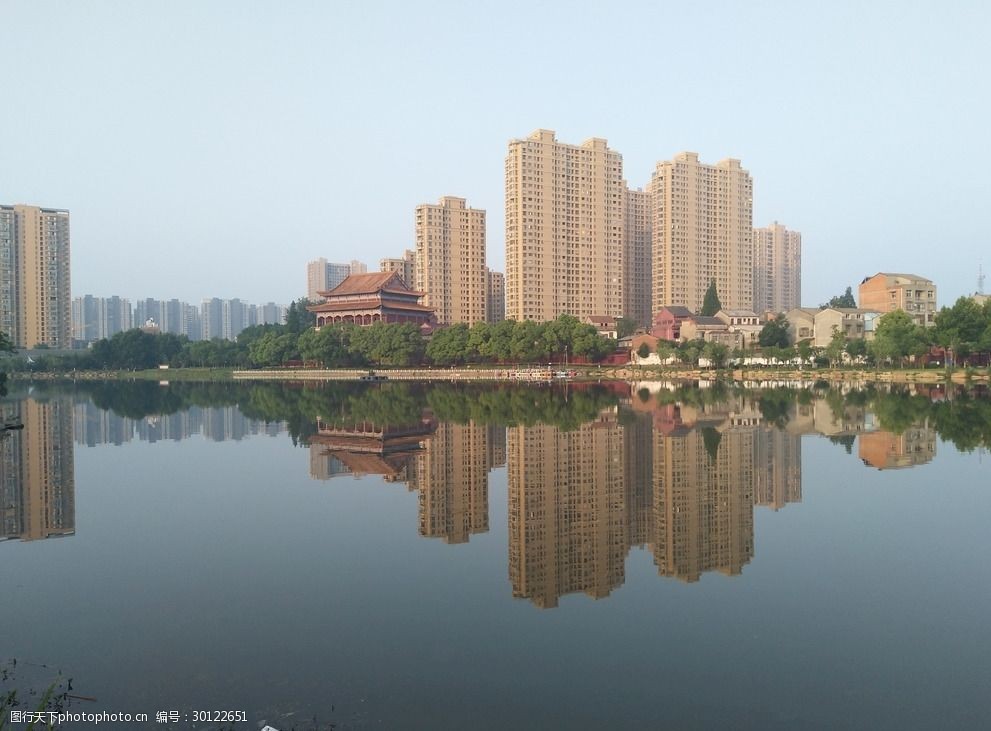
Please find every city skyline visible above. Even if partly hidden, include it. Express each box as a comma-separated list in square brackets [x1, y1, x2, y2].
[2, 2, 989, 307]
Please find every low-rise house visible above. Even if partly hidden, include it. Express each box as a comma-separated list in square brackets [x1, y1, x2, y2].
[813, 308, 880, 347]
[785, 308, 818, 344]
[715, 309, 762, 347]
[585, 315, 619, 339]
[859, 272, 937, 327]
[651, 306, 693, 341]
[681, 316, 743, 349]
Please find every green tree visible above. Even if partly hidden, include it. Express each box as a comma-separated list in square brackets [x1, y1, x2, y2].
[845, 337, 868, 360]
[656, 339, 678, 364]
[870, 310, 928, 367]
[616, 317, 638, 339]
[677, 339, 705, 367]
[796, 338, 814, 364]
[759, 317, 790, 348]
[636, 342, 651, 359]
[824, 327, 846, 368]
[933, 296, 988, 365]
[298, 324, 353, 366]
[285, 299, 317, 334]
[701, 281, 722, 316]
[702, 341, 729, 368]
[0, 331, 14, 354]
[427, 323, 471, 365]
[822, 286, 857, 309]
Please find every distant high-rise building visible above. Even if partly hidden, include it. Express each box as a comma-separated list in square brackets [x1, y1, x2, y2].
[258, 302, 287, 326]
[307, 258, 356, 301]
[0, 204, 71, 348]
[753, 222, 801, 314]
[486, 268, 505, 324]
[415, 196, 486, 325]
[650, 153, 753, 313]
[505, 130, 625, 322]
[624, 185, 652, 328]
[349, 259, 368, 275]
[380, 249, 417, 289]
[72, 295, 132, 343]
[201, 298, 223, 340]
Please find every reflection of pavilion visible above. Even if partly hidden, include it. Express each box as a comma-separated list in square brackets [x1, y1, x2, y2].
[1, 399, 75, 542]
[308, 417, 437, 481]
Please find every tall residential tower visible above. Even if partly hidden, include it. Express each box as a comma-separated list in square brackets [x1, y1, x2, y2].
[0, 204, 71, 348]
[753, 222, 801, 314]
[650, 153, 753, 313]
[505, 130, 625, 322]
[415, 196, 486, 326]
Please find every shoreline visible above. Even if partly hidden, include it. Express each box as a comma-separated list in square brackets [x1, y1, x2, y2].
[9, 366, 987, 385]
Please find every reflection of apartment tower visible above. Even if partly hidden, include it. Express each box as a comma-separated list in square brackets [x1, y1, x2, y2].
[859, 426, 936, 470]
[412, 421, 490, 544]
[306, 259, 352, 302]
[309, 444, 351, 480]
[753, 222, 801, 314]
[624, 186, 652, 328]
[505, 130, 625, 322]
[485, 269, 505, 324]
[651, 422, 754, 582]
[753, 427, 802, 511]
[415, 196, 487, 325]
[650, 153, 753, 313]
[622, 410, 655, 548]
[487, 424, 507, 468]
[380, 249, 417, 289]
[0, 204, 71, 348]
[508, 411, 627, 608]
[0, 399, 75, 541]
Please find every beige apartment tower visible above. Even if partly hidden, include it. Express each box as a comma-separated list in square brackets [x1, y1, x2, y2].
[486, 268, 505, 323]
[380, 249, 417, 289]
[624, 185, 652, 328]
[0, 204, 71, 349]
[415, 196, 486, 325]
[650, 153, 753, 313]
[505, 130, 625, 322]
[753, 222, 801, 314]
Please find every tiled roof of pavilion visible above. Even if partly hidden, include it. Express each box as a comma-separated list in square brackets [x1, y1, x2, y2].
[317, 271, 425, 298]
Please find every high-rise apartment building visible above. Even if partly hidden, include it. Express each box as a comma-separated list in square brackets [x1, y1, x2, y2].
[306, 258, 353, 302]
[753, 222, 801, 314]
[415, 196, 486, 325]
[0, 204, 71, 348]
[380, 249, 417, 289]
[624, 185, 652, 327]
[485, 268, 505, 323]
[505, 130, 625, 322]
[650, 153, 753, 313]
[72, 295, 132, 343]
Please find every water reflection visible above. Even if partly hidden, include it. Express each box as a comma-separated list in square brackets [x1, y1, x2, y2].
[0, 398, 74, 542]
[3, 381, 984, 597]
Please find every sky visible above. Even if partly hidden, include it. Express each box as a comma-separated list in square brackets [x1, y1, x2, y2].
[2, 0, 989, 307]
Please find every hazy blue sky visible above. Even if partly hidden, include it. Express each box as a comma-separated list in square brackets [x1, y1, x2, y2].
[2, 0, 988, 307]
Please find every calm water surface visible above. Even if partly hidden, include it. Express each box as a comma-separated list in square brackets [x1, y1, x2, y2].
[1, 381, 989, 730]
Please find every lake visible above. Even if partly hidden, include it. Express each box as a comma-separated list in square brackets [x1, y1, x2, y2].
[1, 380, 989, 730]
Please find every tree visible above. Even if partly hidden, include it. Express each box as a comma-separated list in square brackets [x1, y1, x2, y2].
[822, 286, 857, 309]
[617, 317, 638, 339]
[759, 317, 790, 348]
[845, 337, 868, 360]
[426, 324, 471, 366]
[933, 296, 988, 365]
[285, 299, 317, 334]
[677, 339, 705, 367]
[870, 310, 927, 367]
[702, 341, 729, 369]
[701, 281, 722, 316]
[825, 327, 846, 368]
[656, 340, 678, 364]
[796, 338, 814, 364]
[0, 331, 14, 354]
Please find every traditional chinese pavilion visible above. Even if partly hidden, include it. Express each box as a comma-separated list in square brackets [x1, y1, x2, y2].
[307, 271, 436, 329]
